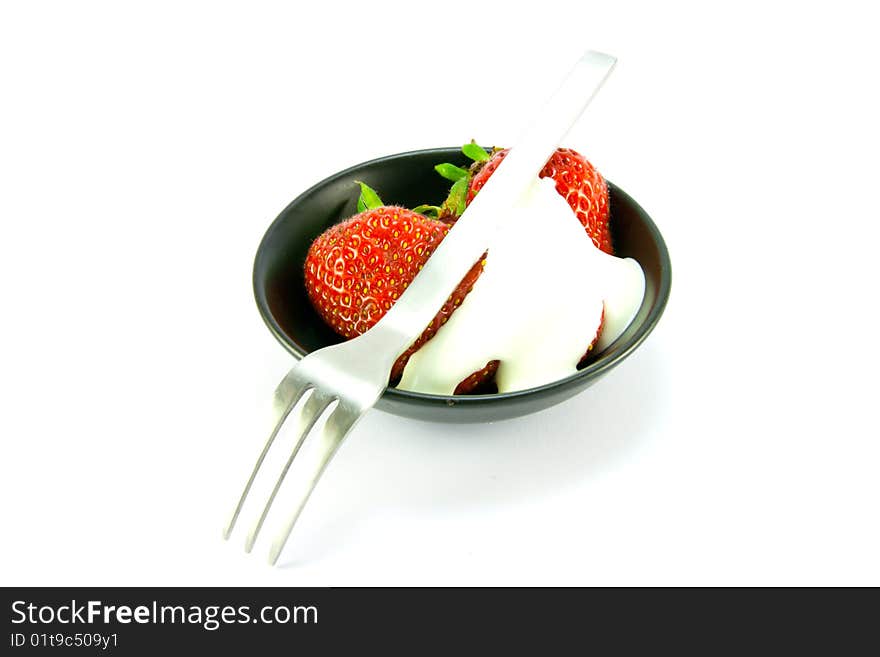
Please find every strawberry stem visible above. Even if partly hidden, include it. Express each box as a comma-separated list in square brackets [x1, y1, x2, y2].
[441, 177, 468, 218]
[431, 141, 493, 221]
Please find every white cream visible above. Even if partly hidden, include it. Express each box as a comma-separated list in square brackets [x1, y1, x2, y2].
[397, 177, 645, 395]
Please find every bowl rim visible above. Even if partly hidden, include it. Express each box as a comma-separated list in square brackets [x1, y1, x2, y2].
[253, 146, 671, 407]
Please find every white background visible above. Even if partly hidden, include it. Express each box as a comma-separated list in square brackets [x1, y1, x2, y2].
[1, 0, 878, 586]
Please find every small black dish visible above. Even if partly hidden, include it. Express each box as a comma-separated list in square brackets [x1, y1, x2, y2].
[254, 147, 671, 423]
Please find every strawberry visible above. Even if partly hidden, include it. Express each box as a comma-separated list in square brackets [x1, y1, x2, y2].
[304, 142, 614, 395]
[432, 143, 613, 370]
[304, 182, 490, 391]
[462, 143, 613, 254]
[438, 142, 613, 368]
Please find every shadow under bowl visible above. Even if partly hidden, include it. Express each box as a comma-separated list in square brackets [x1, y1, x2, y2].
[254, 147, 671, 423]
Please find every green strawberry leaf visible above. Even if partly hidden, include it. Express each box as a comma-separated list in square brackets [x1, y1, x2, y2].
[462, 141, 490, 162]
[441, 177, 468, 217]
[412, 204, 442, 218]
[355, 180, 383, 212]
[434, 163, 470, 182]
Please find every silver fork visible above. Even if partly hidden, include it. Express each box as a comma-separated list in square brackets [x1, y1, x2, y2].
[224, 50, 617, 565]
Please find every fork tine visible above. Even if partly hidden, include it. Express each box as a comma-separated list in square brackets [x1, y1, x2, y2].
[222, 370, 309, 540]
[244, 388, 336, 553]
[268, 403, 360, 565]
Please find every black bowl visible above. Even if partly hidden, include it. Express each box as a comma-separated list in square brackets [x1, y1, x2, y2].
[254, 147, 671, 423]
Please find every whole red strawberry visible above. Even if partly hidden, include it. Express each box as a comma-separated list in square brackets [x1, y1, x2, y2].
[304, 182, 490, 389]
[466, 144, 613, 254]
[305, 196, 445, 339]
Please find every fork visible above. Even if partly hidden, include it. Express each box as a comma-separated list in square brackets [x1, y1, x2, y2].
[224, 50, 617, 565]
